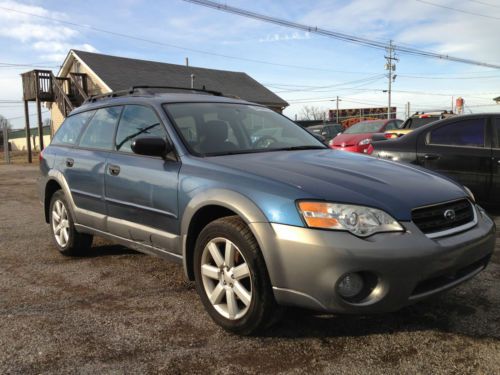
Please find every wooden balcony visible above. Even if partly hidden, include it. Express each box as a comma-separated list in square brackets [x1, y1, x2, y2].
[20, 69, 90, 161]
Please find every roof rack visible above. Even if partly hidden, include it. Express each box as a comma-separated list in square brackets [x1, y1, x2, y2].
[85, 85, 224, 103]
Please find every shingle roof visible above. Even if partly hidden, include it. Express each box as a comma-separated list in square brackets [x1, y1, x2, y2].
[72, 50, 288, 108]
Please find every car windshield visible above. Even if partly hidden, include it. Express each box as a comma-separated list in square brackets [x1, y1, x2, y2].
[164, 102, 326, 156]
[407, 117, 440, 129]
[343, 120, 385, 134]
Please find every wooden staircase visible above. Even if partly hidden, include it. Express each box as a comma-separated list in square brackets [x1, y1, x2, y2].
[21, 70, 89, 117]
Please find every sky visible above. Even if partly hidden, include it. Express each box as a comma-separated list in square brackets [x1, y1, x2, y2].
[0, 0, 500, 129]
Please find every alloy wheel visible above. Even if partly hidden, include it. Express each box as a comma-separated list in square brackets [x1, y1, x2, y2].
[52, 200, 70, 248]
[200, 237, 253, 320]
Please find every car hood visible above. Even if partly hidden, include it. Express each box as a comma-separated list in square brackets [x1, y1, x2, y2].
[332, 133, 373, 146]
[204, 149, 467, 221]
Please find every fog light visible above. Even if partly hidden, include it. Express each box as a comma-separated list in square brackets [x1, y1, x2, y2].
[337, 273, 364, 298]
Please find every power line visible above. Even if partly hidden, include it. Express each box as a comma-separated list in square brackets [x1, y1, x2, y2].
[273, 74, 385, 93]
[184, 0, 500, 68]
[0, 5, 384, 75]
[6, 111, 49, 121]
[398, 73, 500, 80]
[416, 0, 500, 20]
[464, 0, 500, 8]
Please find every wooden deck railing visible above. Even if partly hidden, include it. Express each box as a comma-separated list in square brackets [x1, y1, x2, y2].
[21, 69, 89, 117]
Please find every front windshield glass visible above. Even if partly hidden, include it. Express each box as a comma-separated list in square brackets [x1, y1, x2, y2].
[164, 103, 325, 156]
[343, 120, 384, 134]
[408, 117, 439, 129]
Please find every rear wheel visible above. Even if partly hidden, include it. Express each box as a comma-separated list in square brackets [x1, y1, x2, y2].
[49, 190, 93, 256]
[194, 216, 279, 335]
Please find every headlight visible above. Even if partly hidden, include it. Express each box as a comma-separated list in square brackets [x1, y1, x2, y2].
[297, 201, 404, 237]
[463, 186, 475, 202]
[358, 138, 371, 146]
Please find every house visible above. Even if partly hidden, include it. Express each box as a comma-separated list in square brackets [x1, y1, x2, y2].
[43, 50, 288, 133]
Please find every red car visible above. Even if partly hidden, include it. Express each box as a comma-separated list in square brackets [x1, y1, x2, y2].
[329, 119, 402, 153]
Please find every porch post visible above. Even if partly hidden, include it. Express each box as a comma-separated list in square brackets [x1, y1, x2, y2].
[24, 100, 32, 163]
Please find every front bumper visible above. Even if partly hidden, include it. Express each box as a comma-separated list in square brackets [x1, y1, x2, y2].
[250, 206, 496, 313]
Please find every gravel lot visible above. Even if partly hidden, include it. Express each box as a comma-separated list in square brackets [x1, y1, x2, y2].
[0, 163, 499, 374]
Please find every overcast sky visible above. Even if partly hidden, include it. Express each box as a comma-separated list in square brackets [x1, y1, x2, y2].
[1, 0, 500, 128]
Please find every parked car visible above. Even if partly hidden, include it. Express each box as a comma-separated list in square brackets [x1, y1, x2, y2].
[383, 111, 456, 139]
[307, 123, 343, 143]
[330, 119, 403, 153]
[39, 89, 495, 335]
[368, 113, 500, 205]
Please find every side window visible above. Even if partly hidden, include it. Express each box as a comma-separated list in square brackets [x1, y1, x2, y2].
[495, 118, 500, 148]
[395, 120, 403, 128]
[51, 111, 95, 146]
[115, 105, 166, 152]
[429, 118, 485, 148]
[79, 107, 122, 150]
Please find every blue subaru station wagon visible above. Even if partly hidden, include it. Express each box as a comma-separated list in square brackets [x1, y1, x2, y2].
[38, 87, 496, 335]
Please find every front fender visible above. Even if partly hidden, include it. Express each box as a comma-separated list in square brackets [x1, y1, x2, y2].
[180, 188, 269, 278]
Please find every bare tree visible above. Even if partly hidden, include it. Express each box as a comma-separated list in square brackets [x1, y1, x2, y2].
[299, 105, 326, 120]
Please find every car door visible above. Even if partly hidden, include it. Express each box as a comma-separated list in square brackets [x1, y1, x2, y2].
[416, 117, 491, 202]
[491, 117, 500, 204]
[104, 104, 181, 253]
[62, 106, 122, 229]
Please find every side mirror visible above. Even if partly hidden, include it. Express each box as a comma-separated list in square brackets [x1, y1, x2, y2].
[131, 137, 172, 158]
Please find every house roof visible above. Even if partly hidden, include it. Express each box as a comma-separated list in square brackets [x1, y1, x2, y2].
[70, 50, 288, 108]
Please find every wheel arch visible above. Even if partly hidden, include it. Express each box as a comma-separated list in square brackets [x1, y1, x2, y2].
[44, 170, 77, 223]
[181, 189, 269, 280]
[44, 179, 62, 223]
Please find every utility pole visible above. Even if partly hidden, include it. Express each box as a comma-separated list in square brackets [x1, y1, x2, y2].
[2, 120, 9, 164]
[336, 96, 340, 123]
[385, 40, 398, 119]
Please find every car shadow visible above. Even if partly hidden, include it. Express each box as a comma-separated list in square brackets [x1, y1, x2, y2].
[261, 293, 500, 340]
[82, 244, 143, 258]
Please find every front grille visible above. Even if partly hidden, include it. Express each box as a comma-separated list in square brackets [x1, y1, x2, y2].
[412, 199, 474, 235]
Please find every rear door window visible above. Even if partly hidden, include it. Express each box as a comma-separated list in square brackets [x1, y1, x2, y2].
[115, 105, 166, 152]
[78, 106, 122, 150]
[429, 118, 486, 148]
[51, 111, 95, 146]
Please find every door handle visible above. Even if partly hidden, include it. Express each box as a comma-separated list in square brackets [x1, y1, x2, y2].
[424, 153, 440, 161]
[108, 164, 121, 176]
[65, 158, 74, 167]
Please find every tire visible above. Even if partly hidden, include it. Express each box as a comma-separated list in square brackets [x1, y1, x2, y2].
[194, 215, 279, 335]
[49, 190, 93, 256]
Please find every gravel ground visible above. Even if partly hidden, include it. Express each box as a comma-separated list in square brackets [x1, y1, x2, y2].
[0, 164, 499, 375]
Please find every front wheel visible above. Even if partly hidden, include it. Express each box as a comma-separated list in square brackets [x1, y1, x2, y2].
[194, 216, 279, 335]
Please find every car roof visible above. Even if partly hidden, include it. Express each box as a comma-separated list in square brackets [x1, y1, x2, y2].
[71, 92, 257, 115]
[401, 112, 500, 138]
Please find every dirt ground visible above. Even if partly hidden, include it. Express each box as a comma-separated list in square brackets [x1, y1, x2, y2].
[0, 163, 499, 375]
